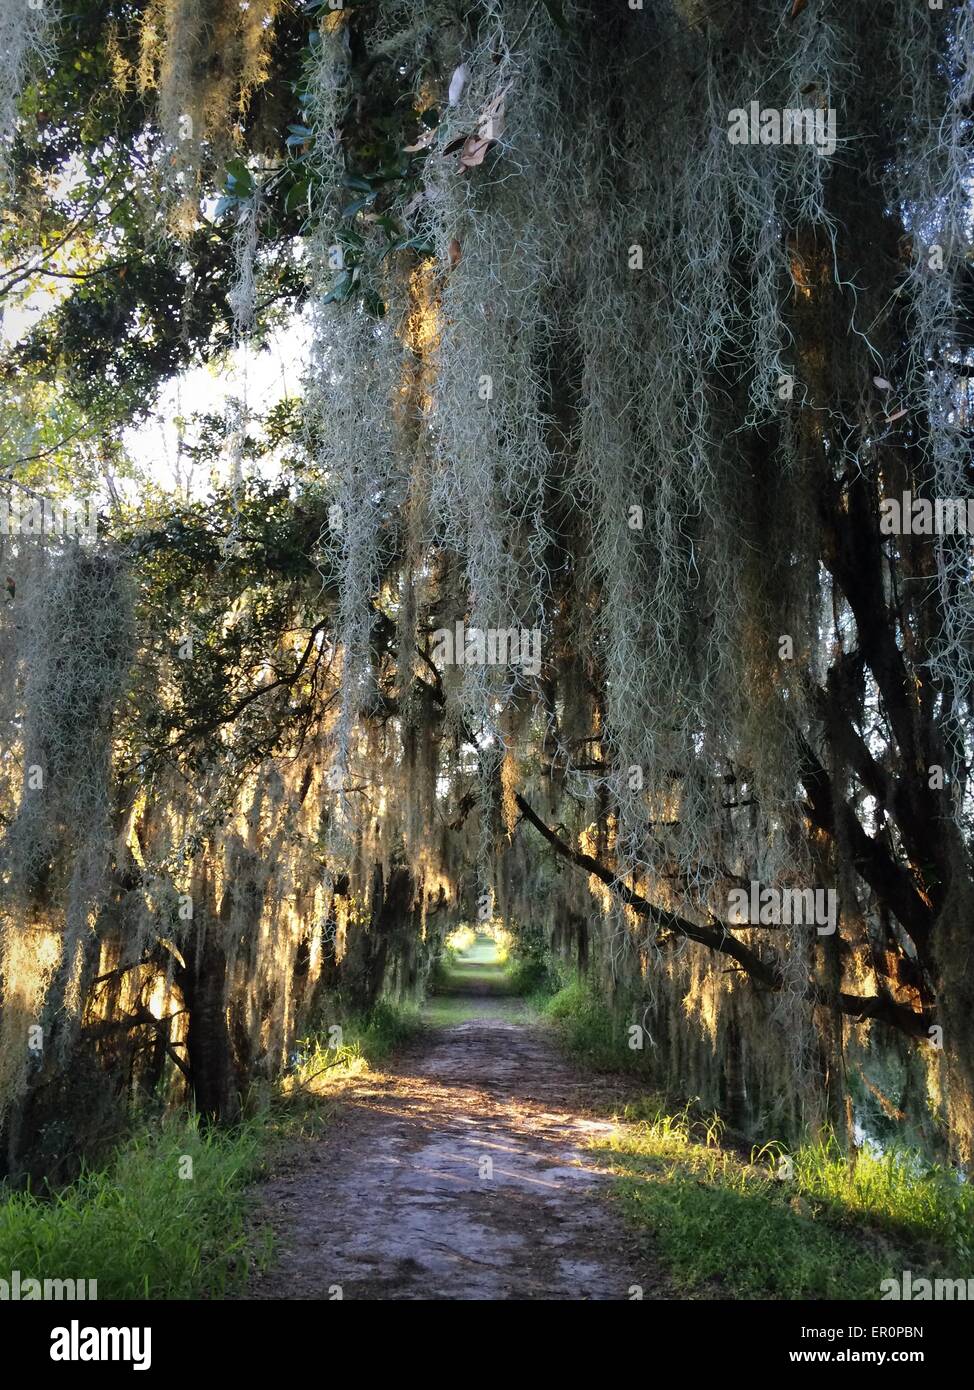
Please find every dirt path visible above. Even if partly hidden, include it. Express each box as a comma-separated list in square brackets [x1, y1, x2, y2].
[247, 945, 658, 1300]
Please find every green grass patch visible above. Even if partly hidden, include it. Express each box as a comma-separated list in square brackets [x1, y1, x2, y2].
[287, 997, 422, 1090]
[432, 932, 506, 990]
[505, 953, 553, 998]
[540, 976, 638, 1068]
[0, 1116, 266, 1299]
[345, 998, 421, 1063]
[449, 963, 514, 991]
[423, 994, 496, 1025]
[0, 996, 423, 1299]
[424, 948, 526, 1025]
[789, 1134, 974, 1263]
[592, 1099, 969, 1300]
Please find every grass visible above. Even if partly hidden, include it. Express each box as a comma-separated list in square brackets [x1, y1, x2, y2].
[540, 976, 640, 1068]
[537, 974, 973, 1298]
[423, 993, 505, 1025]
[0, 1116, 265, 1299]
[287, 998, 422, 1087]
[424, 933, 528, 1024]
[432, 930, 551, 998]
[790, 1135, 974, 1263]
[505, 953, 553, 998]
[590, 1098, 972, 1300]
[10, 962, 960, 1304]
[0, 997, 422, 1299]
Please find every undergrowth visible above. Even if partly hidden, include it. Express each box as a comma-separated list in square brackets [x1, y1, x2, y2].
[541, 976, 643, 1070]
[0, 1117, 265, 1299]
[0, 997, 420, 1298]
[505, 953, 555, 998]
[591, 1099, 972, 1299]
[288, 997, 421, 1081]
[538, 975, 972, 1297]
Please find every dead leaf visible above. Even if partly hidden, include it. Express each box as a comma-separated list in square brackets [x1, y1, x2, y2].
[458, 134, 493, 171]
[477, 81, 511, 144]
[790, 0, 808, 18]
[479, 111, 504, 143]
[448, 238, 462, 268]
[403, 128, 436, 153]
[448, 64, 467, 107]
[885, 407, 907, 423]
[442, 134, 469, 157]
[873, 376, 892, 391]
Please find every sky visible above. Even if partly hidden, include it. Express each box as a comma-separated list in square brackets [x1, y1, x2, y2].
[1, 253, 311, 504]
[1, 152, 311, 505]
[118, 310, 311, 501]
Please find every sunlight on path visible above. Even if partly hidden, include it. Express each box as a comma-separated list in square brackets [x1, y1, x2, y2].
[422, 933, 529, 1026]
[248, 934, 654, 1300]
[457, 934, 504, 967]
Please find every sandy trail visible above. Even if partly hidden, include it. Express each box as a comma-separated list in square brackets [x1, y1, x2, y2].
[247, 948, 656, 1300]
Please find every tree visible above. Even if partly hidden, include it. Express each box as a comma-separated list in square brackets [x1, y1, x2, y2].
[2, 0, 973, 1175]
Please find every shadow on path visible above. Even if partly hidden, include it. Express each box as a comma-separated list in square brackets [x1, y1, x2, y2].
[248, 937, 658, 1300]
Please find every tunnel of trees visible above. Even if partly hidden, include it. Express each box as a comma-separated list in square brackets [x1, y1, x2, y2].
[1, 0, 973, 1185]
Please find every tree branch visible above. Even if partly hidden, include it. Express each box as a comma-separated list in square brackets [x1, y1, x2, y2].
[514, 791, 932, 1040]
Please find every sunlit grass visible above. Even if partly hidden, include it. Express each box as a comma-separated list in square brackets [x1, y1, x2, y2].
[0, 1117, 266, 1299]
[285, 998, 421, 1097]
[423, 993, 509, 1025]
[0, 998, 423, 1299]
[789, 1135, 974, 1263]
[590, 1098, 970, 1299]
[542, 976, 973, 1279]
[425, 932, 529, 1023]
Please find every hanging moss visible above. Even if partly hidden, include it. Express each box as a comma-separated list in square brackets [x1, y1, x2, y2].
[3, 0, 974, 1173]
[0, 0, 58, 198]
[295, 0, 974, 1156]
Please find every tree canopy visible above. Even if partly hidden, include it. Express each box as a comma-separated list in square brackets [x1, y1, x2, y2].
[1, 0, 974, 1182]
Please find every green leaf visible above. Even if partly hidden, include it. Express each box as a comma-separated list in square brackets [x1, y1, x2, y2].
[322, 270, 354, 305]
[284, 180, 310, 214]
[342, 195, 376, 218]
[382, 234, 434, 259]
[225, 159, 253, 196]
